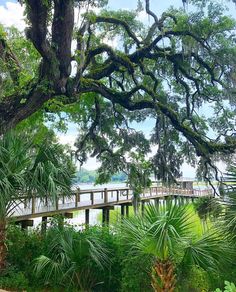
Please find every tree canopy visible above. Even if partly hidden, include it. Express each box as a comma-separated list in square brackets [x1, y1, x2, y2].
[0, 0, 236, 183]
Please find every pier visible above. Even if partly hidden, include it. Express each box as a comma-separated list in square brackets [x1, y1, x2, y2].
[10, 185, 212, 228]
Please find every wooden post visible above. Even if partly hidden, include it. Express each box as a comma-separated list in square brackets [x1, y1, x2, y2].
[24, 198, 27, 209]
[126, 189, 129, 200]
[31, 196, 35, 214]
[104, 188, 108, 204]
[155, 198, 159, 207]
[102, 208, 109, 225]
[56, 198, 59, 211]
[141, 201, 145, 215]
[90, 192, 94, 205]
[75, 188, 80, 208]
[85, 209, 89, 226]
[102, 208, 105, 223]
[116, 190, 119, 202]
[107, 209, 110, 225]
[102, 208, 110, 225]
[41, 216, 47, 234]
[126, 205, 129, 217]
[121, 205, 125, 218]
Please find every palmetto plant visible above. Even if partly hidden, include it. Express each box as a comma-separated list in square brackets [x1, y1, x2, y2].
[121, 202, 231, 292]
[0, 131, 75, 270]
[220, 163, 236, 233]
[34, 226, 110, 291]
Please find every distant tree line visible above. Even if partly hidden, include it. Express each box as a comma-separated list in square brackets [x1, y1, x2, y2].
[73, 168, 127, 184]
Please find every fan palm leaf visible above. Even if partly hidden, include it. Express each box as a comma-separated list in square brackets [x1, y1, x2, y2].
[121, 202, 232, 292]
[34, 227, 110, 290]
[0, 131, 75, 270]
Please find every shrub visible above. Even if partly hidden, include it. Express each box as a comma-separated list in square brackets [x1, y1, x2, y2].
[0, 268, 29, 290]
[215, 281, 236, 292]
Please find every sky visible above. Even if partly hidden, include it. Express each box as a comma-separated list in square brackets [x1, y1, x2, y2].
[0, 0, 235, 177]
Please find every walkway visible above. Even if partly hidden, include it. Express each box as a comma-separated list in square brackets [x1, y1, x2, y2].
[11, 185, 212, 222]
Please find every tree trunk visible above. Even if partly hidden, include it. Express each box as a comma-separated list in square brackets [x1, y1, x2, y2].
[151, 260, 176, 292]
[0, 220, 7, 271]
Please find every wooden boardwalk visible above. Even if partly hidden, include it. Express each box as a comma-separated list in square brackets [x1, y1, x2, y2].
[11, 186, 212, 224]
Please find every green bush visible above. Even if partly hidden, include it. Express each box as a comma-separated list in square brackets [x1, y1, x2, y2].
[215, 281, 236, 292]
[177, 266, 210, 292]
[0, 269, 29, 290]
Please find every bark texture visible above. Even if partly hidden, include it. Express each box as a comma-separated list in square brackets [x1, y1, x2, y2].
[151, 260, 176, 292]
[0, 220, 7, 271]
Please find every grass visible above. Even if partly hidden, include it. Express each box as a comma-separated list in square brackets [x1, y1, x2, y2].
[96, 199, 210, 236]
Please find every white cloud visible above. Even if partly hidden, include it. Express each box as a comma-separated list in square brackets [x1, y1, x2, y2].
[57, 133, 76, 148]
[0, 2, 25, 30]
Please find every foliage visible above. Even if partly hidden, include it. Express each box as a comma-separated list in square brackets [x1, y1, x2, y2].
[34, 226, 111, 291]
[73, 168, 127, 184]
[2, 201, 236, 291]
[219, 163, 236, 233]
[193, 196, 222, 221]
[215, 281, 236, 292]
[120, 202, 233, 291]
[0, 0, 235, 185]
[0, 269, 29, 291]
[176, 266, 211, 292]
[0, 130, 76, 219]
[0, 130, 76, 271]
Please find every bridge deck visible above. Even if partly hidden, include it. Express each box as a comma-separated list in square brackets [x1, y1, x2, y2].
[11, 186, 212, 221]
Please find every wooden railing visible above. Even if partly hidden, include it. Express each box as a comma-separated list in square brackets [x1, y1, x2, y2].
[11, 186, 212, 219]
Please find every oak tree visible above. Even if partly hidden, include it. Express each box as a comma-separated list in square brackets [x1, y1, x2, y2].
[0, 0, 236, 183]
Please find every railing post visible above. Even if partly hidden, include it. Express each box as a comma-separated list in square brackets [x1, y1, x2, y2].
[126, 189, 129, 200]
[104, 188, 108, 204]
[56, 198, 59, 211]
[32, 196, 35, 214]
[24, 198, 27, 209]
[75, 188, 80, 208]
[90, 192, 94, 205]
[116, 190, 119, 202]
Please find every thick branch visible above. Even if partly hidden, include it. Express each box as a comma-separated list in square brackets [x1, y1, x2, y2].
[79, 80, 236, 157]
[0, 38, 21, 83]
[52, 0, 74, 79]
